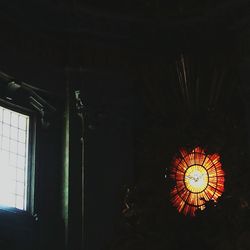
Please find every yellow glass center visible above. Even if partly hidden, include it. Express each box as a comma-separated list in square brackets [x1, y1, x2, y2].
[184, 165, 208, 193]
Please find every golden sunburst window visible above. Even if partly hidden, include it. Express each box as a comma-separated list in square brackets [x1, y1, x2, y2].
[170, 147, 225, 216]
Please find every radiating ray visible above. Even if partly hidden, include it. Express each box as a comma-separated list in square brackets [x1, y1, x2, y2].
[170, 147, 225, 216]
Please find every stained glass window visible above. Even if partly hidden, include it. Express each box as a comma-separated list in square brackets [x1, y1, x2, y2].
[170, 147, 225, 216]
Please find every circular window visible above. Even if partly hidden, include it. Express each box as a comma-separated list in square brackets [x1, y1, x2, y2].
[169, 147, 225, 216]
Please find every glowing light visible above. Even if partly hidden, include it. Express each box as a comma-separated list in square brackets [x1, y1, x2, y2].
[185, 165, 208, 193]
[170, 147, 225, 216]
[0, 107, 29, 210]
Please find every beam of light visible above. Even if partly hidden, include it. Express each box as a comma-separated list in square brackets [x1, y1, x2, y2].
[170, 147, 225, 216]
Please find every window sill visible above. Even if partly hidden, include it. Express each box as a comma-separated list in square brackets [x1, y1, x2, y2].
[0, 206, 35, 229]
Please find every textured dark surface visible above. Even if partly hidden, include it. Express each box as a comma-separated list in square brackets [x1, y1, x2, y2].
[0, 1, 250, 250]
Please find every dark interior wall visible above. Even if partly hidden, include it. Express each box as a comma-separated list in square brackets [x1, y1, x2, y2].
[68, 69, 137, 250]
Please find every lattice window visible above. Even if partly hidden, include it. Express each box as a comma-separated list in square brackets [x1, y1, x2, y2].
[0, 106, 29, 210]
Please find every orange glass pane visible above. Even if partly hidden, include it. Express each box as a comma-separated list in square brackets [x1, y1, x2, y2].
[203, 157, 214, 170]
[194, 152, 205, 165]
[169, 147, 225, 216]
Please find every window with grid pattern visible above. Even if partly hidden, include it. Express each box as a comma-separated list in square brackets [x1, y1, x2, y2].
[0, 105, 29, 210]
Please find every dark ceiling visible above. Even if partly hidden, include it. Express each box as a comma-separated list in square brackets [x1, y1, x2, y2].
[0, 0, 249, 133]
[0, 0, 249, 73]
[0, 0, 249, 117]
[1, 0, 250, 38]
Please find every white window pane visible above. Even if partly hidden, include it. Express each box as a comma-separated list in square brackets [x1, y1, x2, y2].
[11, 127, 18, 140]
[10, 181, 16, 194]
[3, 124, 10, 137]
[18, 143, 25, 156]
[0, 167, 12, 196]
[2, 137, 10, 150]
[18, 116, 27, 130]
[10, 153, 17, 166]
[8, 195, 15, 207]
[16, 196, 24, 210]
[10, 140, 17, 153]
[2, 194, 15, 207]
[11, 113, 18, 127]
[3, 110, 10, 124]
[0, 150, 9, 166]
[18, 129, 26, 143]
[16, 182, 24, 196]
[16, 169, 25, 182]
[0, 123, 2, 135]
[9, 167, 16, 180]
[17, 156, 25, 169]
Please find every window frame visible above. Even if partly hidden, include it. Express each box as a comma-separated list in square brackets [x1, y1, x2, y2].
[0, 98, 37, 215]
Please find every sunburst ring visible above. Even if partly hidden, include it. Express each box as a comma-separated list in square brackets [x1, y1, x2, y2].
[169, 147, 225, 216]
